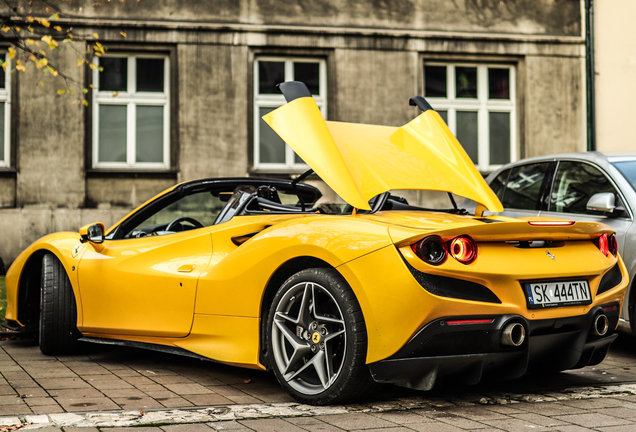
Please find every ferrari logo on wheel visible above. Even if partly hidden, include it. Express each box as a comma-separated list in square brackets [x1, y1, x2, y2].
[312, 332, 321, 343]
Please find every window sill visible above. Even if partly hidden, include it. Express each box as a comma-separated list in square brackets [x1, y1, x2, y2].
[0, 168, 17, 178]
[85, 169, 178, 180]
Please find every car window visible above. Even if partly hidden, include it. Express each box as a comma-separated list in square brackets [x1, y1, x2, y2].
[489, 169, 510, 202]
[550, 161, 617, 214]
[501, 163, 550, 210]
[612, 160, 636, 192]
[126, 190, 225, 238]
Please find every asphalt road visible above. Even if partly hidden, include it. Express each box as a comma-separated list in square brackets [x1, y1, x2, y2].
[2, 333, 636, 430]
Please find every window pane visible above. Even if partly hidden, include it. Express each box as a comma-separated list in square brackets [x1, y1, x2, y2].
[259, 61, 285, 94]
[489, 68, 510, 99]
[489, 169, 510, 202]
[294, 152, 305, 164]
[437, 110, 448, 124]
[136, 106, 164, 163]
[551, 161, 617, 214]
[259, 107, 286, 163]
[294, 62, 320, 95]
[98, 105, 127, 162]
[99, 57, 127, 92]
[455, 67, 477, 98]
[136, 58, 164, 92]
[613, 161, 636, 192]
[457, 111, 478, 164]
[489, 112, 511, 165]
[0, 103, 4, 161]
[502, 163, 549, 210]
[425, 66, 447, 98]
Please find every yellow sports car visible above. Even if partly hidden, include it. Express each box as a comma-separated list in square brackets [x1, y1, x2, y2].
[3, 82, 628, 405]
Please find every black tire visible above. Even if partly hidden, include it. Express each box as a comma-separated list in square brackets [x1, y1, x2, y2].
[39, 253, 80, 355]
[266, 268, 378, 405]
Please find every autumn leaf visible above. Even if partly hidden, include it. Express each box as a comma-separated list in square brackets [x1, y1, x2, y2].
[1, 63, 7, 72]
[82, 100, 88, 106]
[41, 35, 59, 49]
[68, 88, 74, 95]
[89, 63, 97, 70]
[26, 39, 34, 45]
[1, 27, 10, 33]
[26, 16, 34, 23]
[112, 91, 119, 97]
[83, 88, 89, 94]
[77, 59, 84, 67]
[57, 89, 65, 95]
[37, 18, 51, 28]
[54, 26, 62, 32]
[16, 60, 26, 72]
[93, 33, 99, 39]
[39, 81, 45, 88]
[49, 13, 60, 20]
[8, 47, 15, 59]
[120, 31, 127, 38]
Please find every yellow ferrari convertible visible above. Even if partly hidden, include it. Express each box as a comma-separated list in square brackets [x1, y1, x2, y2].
[3, 82, 628, 405]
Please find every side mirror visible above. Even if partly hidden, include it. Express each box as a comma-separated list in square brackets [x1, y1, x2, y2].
[80, 222, 106, 244]
[586, 192, 615, 213]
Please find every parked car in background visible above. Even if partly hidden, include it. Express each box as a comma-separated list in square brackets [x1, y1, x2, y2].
[476, 152, 636, 334]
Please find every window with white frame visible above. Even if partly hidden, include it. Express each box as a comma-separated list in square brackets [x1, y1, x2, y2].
[93, 54, 170, 169]
[0, 53, 10, 168]
[254, 57, 326, 170]
[423, 63, 516, 172]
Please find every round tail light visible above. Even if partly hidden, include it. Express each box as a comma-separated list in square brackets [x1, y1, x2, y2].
[597, 233, 609, 257]
[449, 235, 478, 264]
[609, 233, 618, 257]
[412, 236, 447, 265]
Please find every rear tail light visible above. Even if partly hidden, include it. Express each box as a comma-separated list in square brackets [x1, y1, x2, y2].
[609, 233, 618, 257]
[411, 234, 478, 265]
[412, 236, 447, 265]
[449, 235, 478, 264]
[595, 233, 609, 257]
[528, 220, 575, 226]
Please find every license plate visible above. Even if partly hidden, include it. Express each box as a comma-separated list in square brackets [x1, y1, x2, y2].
[524, 280, 592, 309]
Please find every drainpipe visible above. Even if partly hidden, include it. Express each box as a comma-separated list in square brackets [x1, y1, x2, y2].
[585, 0, 596, 151]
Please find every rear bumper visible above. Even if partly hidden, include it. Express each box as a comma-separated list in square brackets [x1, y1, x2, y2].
[368, 304, 620, 390]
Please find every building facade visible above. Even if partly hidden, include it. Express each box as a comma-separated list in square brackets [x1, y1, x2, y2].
[0, 0, 587, 264]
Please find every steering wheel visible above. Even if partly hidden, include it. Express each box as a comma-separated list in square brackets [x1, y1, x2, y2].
[165, 217, 204, 232]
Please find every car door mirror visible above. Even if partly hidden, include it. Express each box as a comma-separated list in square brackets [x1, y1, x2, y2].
[80, 222, 106, 244]
[586, 192, 615, 213]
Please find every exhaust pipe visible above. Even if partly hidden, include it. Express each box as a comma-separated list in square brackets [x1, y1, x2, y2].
[501, 322, 526, 347]
[592, 314, 609, 336]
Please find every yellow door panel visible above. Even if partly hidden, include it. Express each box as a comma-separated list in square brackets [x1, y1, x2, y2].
[77, 230, 212, 337]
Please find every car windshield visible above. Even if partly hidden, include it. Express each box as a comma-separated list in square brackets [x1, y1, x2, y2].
[612, 160, 636, 192]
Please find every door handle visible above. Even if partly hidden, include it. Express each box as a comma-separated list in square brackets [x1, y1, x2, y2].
[178, 264, 196, 273]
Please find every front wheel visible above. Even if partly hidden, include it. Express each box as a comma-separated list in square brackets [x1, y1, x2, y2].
[39, 253, 81, 355]
[266, 268, 377, 405]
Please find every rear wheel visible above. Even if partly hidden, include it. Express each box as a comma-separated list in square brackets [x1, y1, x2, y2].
[266, 268, 377, 405]
[39, 253, 80, 354]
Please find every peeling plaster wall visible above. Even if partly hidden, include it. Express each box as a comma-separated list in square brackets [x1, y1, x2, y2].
[0, 0, 586, 264]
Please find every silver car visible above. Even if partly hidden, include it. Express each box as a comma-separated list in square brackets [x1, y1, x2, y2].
[473, 152, 636, 334]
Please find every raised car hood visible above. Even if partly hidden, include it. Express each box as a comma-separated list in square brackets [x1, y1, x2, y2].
[263, 93, 503, 212]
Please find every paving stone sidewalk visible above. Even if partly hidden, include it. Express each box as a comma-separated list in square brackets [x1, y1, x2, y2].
[2, 335, 636, 430]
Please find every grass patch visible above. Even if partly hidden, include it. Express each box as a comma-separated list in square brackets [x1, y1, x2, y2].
[0, 277, 6, 323]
